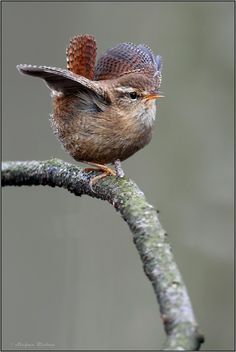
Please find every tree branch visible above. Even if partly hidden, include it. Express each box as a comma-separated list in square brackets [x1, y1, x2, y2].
[2, 159, 204, 350]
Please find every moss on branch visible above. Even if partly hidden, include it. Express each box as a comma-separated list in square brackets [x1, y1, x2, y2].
[2, 159, 204, 350]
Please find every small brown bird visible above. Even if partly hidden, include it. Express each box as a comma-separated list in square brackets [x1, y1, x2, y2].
[17, 34, 163, 184]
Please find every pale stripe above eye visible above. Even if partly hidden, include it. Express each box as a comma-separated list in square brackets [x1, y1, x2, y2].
[114, 86, 136, 93]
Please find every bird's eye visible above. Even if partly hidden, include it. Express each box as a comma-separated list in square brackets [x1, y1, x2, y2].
[129, 91, 138, 100]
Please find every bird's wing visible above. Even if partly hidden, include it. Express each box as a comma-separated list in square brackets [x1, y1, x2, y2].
[17, 64, 102, 95]
[94, 42, 161, 81]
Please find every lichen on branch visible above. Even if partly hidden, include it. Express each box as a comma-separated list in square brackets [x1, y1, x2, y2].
[2, 159, 204, 350]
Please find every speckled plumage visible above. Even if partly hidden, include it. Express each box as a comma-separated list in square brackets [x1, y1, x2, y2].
[17, 35, 162, 165]
[94, 42, 160, 81]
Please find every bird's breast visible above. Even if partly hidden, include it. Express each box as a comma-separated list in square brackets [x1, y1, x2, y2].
[51, 95, 155, 163]
[137, 101, 157, 129]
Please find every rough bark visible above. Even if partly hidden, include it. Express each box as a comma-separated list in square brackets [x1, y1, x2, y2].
[2, 159, 204, 350]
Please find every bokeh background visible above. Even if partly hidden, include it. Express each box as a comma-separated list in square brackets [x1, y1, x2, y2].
[2, 2, 234, 350]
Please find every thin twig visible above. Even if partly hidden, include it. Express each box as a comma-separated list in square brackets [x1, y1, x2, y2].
[2, 159, 204, 350]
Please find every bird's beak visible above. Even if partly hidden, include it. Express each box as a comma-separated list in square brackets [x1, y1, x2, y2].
[145, 91, 164, 101]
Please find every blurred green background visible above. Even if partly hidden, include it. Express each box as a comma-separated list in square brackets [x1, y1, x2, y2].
[2, 2, 234, 350]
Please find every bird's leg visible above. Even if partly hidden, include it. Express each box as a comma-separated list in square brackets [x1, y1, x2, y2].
[81, 162, 116, 190]
[114, 159, 125, 178]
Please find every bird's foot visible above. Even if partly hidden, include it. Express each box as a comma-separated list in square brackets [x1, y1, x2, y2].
[81, 162, 116, 191]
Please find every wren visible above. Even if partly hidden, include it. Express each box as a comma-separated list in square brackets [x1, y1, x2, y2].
[17, 34, 163, 183]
